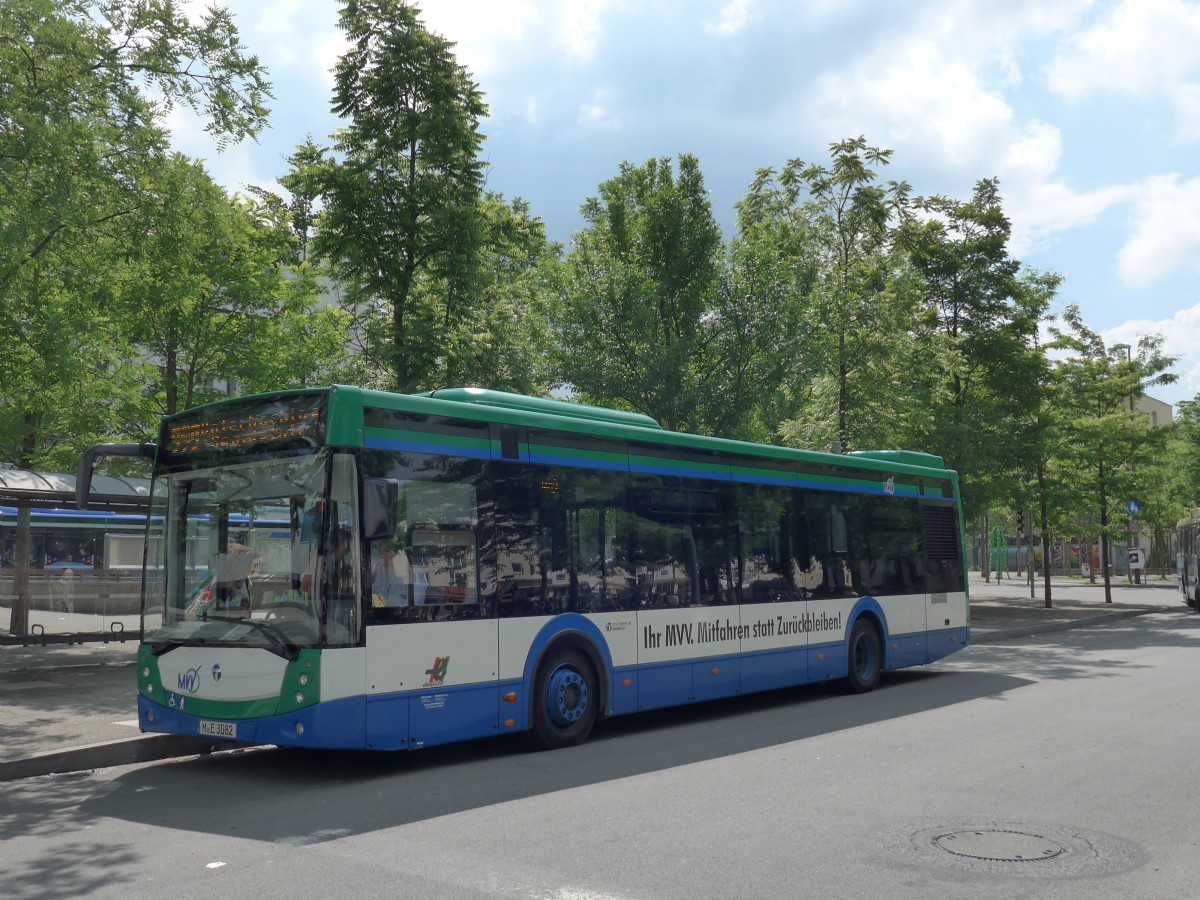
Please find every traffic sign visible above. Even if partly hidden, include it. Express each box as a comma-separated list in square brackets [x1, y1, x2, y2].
[1126, 500, 1143, 514]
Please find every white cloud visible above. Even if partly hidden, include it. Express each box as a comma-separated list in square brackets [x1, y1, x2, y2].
[1046, 0, 1200, 97]
[1115, 173, 1200, 286]
[577, 88, 619, 130]
[1045, 0, 1200, 141]
[314, 29, 350, 89]
[810, 39, 1014, 163]
[1007, 179, 1132, 258]
[704, 0, 759, 37]
[420, 1, 541, 80]
[998, 122, 1135, 254]
[555, 0, 623, 64]
[1104, 302, 1200, 405]
[803, 3, 1090, 168]
[1169, 81, 1200, 142]
[999, 119, 1062, 182]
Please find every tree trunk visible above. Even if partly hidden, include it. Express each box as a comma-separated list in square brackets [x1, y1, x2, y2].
[1038, 458, 1052, 608]
[837, 330, 848, 453]
[1099, 464, 1112, 603]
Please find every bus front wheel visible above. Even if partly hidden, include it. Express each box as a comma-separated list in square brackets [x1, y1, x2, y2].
[845, 619, 882, 694]
[532, 648, 597, 750]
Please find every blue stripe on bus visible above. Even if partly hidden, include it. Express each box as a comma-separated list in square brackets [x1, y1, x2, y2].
[527, 451, 630, 472]
[363, 436, 493, 460]
[139, 693, 368, 750]
[927, 626, 970, 661]
[363, 438, 942, 500]
[141, 624, 971, 752]
[729, 472, 797, 488]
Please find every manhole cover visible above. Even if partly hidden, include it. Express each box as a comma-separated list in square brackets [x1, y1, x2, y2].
[873, 820, 1146, 879]
[934, 829, 1066, 862]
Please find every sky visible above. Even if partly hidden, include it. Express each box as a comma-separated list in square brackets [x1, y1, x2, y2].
[170, 0, 1200, 409]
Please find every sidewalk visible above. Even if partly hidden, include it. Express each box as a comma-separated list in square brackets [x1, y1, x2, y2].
[968, 570, 1179, 641]
[0, 573, 1185, 780]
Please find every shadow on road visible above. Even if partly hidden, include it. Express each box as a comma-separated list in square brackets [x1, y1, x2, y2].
[0, 665, 1031, 853]
[1, 610, 1190, 861]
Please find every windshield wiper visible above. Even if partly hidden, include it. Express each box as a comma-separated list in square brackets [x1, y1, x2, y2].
[150, 638, 197, 657]
[232, 618, 302, 661]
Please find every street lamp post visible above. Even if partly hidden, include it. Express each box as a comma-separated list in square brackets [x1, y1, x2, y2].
[1112, 342, 1141, 585]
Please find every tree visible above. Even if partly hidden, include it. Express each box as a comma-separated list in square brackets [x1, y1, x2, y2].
[1172, 396, 1200, 511]
[442, 194, 561, 394]
[1, 0, 270, 306]
[119, 155, 322, 416]
[248, 138, 327, 265]
[316, 0, 488, 392]
[722, 170, 825, 442]
[557, 154, 723, 432]
[771, 137, 910, 452]
[1, 0, 270, 635]
[1047, 306, 1176, 602]
[898, 180, 1054, 523]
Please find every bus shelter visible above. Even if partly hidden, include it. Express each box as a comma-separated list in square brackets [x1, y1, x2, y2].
[1, 469, 149, 645]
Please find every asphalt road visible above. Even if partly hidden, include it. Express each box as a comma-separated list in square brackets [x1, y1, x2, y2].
[1, 608, 1198, 899]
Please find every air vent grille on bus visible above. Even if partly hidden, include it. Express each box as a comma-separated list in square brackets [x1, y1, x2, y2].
[921, 506, 960, 560]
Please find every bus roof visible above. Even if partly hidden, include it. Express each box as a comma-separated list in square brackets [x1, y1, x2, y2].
[346, 386, 959, 483]
[157, 385, 960, 486]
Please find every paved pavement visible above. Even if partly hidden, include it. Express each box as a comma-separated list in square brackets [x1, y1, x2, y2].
[0, 572, 1186, 781]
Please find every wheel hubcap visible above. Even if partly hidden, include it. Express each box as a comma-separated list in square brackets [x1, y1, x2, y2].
[546, 667, 588, 727]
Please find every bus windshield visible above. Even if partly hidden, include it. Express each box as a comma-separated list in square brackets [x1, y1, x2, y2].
[143, 453, 332, 658]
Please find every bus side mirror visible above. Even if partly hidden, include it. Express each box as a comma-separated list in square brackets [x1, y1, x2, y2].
[76, 443, 156, 509]
[362, 478, 399, 541]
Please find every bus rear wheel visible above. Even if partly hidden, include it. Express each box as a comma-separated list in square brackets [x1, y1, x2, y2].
[845, 619, 882, 694]
[532, 648, 597, 750]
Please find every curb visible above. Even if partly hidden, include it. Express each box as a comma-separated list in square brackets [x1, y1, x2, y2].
[971, 607, 1160, 644]
[0, 734, 234, 782]
[0, 658, 138, 677]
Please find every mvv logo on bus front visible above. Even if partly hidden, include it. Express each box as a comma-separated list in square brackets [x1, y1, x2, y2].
[177, 666, 203, 694]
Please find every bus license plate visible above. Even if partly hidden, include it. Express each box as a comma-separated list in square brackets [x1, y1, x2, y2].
[199, 720, 237, 739]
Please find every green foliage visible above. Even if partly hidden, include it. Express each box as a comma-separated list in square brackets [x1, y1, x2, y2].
[0, 0, 270, 467]
[3, 0, 1195, 556]
[557, 154, 723, 432]
[766, 137, 912, 451]
[316, 0, 487, 393]
[1044, 305, 1177, 589]
[896, 179, 1053, 520]
[442, 195, 561, 394]
[119, 155, 310, 414]
[1173, 397, 1200, 511]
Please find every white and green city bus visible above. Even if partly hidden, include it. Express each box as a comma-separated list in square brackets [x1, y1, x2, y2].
[78, 386, 970, 751]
